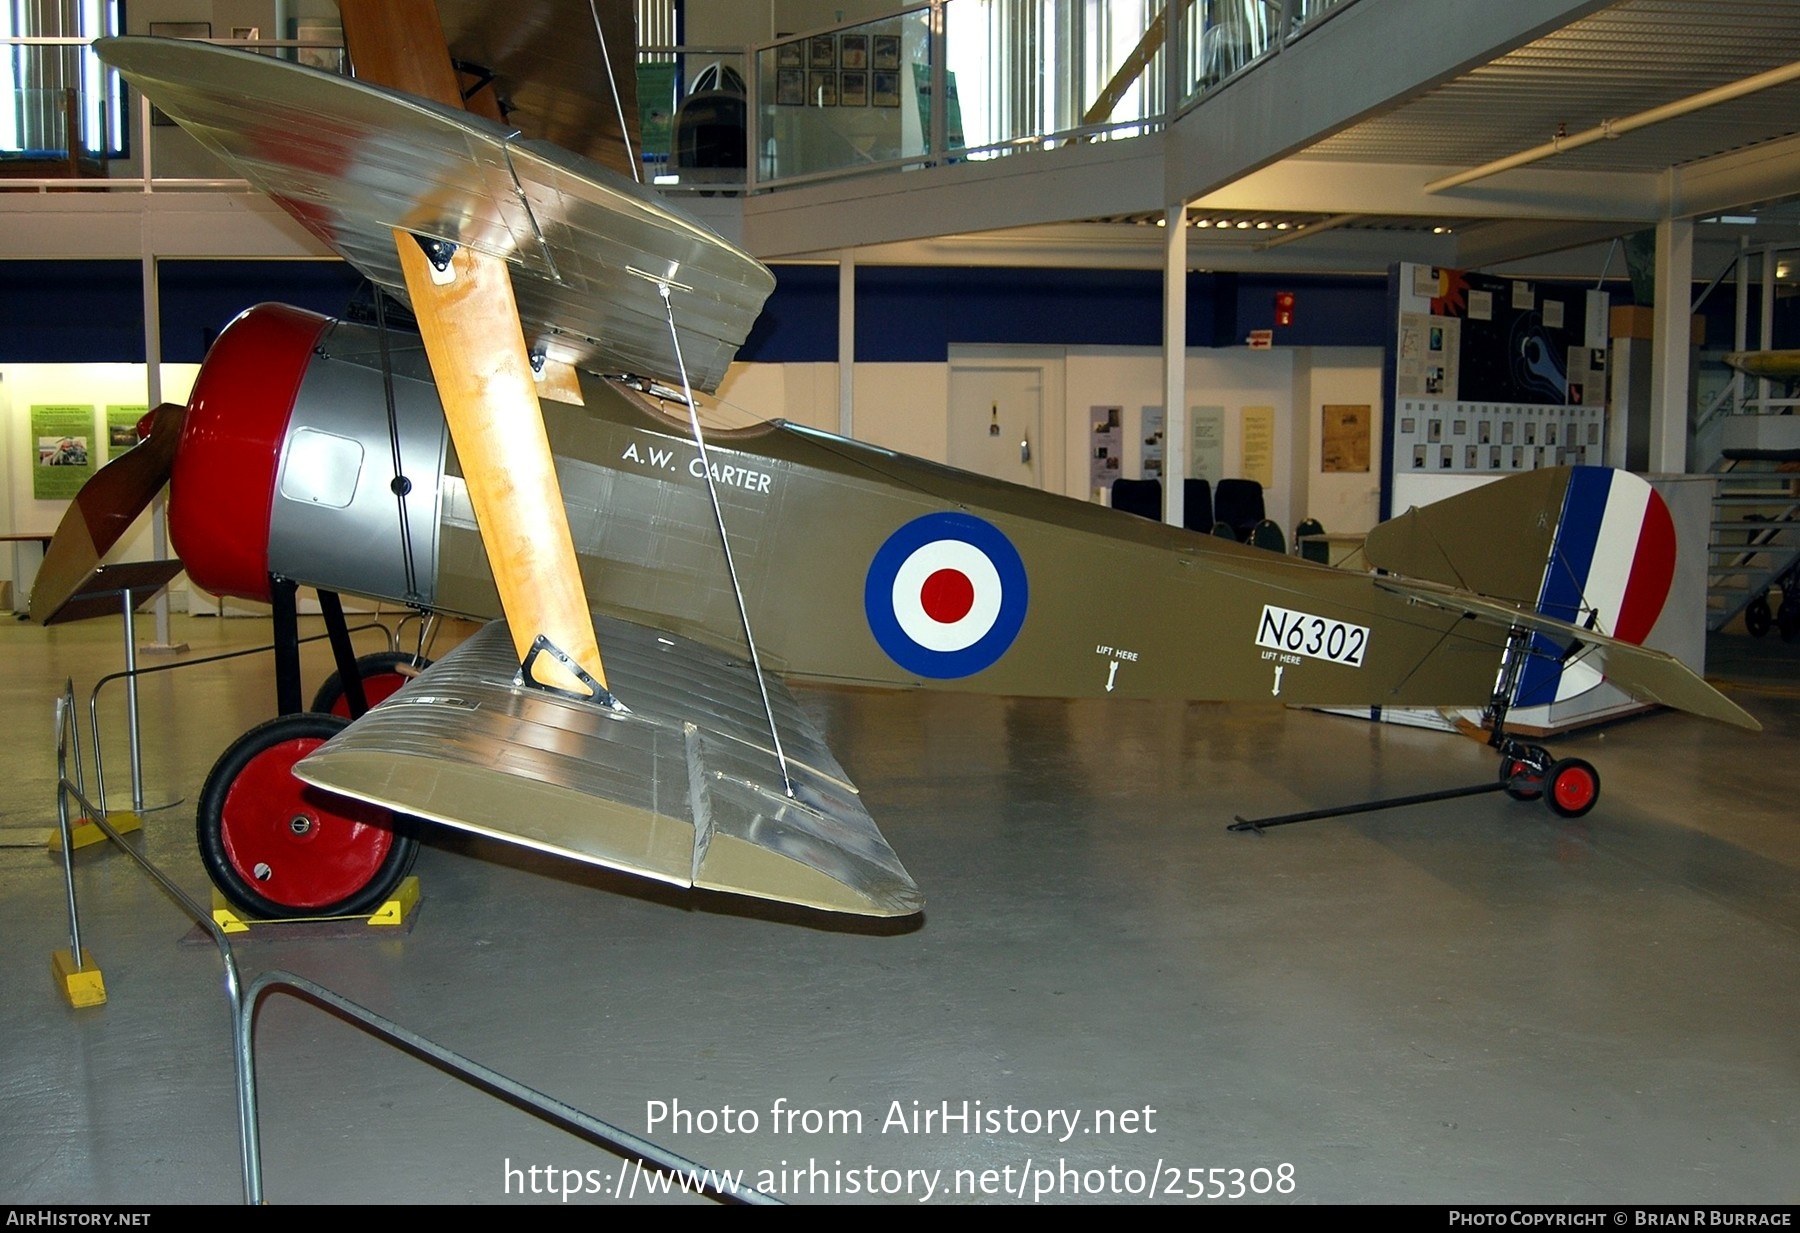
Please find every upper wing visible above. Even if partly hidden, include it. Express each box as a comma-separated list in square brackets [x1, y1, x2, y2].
[96, 37, 773, 393]
[292, 616, 923, 918]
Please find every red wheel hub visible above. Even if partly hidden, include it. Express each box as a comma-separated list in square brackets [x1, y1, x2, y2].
[1553, 765, 1597, 812]
[218, 735, 395, 910]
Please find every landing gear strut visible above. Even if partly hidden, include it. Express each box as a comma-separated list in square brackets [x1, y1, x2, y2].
[1230, 623, 1602, 832]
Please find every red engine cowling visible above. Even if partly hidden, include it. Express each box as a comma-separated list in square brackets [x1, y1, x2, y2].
[171, 303, 447, 609]
[172, 303, 331, 602]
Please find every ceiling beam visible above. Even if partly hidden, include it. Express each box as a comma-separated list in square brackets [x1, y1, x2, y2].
[1194, 158, 1663, 222]
[1164, 0, 1616, 204]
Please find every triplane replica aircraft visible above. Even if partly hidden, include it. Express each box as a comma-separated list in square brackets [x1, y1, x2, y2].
[35, 14, 1757, 925]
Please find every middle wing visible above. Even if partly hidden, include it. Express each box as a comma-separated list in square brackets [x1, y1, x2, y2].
[293, 617, 923, 918]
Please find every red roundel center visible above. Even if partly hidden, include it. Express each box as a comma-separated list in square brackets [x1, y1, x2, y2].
[920, 568, 975, 625]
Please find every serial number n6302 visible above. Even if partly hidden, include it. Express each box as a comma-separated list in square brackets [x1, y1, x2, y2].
[1255, 604, 1368, 667]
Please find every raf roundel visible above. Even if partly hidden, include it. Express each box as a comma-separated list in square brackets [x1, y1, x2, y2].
[865, 512, 1029, 679]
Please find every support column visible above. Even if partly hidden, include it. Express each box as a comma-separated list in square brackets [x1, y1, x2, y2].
[141, 254, 173, 648]
[838, 248, 855, 437]
[1648, 215, 1694, 473]
[1162, 205, 1188, 528]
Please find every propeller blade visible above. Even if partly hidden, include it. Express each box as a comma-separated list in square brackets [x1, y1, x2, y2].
[30, 403, 185, 625]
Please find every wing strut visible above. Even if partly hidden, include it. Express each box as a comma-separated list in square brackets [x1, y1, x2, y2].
[340, 0, 610, 700]
[656, 280, 794, 797]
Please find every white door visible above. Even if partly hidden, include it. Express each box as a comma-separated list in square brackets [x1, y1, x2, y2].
[947, 365, 1043, 489]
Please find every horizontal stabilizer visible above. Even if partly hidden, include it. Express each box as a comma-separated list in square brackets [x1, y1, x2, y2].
[1374, 576, 1761, 732]
[1365, 467, 1575, 605]
[294, 618, 921, 917]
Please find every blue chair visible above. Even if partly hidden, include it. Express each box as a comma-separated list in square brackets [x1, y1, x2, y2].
[1110, 478, 1163, 521]
[1214, 479, 1265, 541]
[1182, 479, 1215, 534]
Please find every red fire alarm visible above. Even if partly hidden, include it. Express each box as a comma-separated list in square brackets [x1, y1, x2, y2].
[1274, 290, 1295, 328]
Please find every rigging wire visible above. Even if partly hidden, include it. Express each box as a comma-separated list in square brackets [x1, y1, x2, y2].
[588, 0, 641, 183]
[658, 281, 795, 798]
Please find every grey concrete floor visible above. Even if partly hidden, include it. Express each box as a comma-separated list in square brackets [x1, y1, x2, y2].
[1, 610, 1796, 1205]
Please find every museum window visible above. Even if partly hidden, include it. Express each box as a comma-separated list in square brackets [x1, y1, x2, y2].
[1, 0, 126, 160]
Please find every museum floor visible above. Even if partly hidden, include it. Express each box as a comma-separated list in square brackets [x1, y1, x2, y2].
[2, 609, 1796, 1206]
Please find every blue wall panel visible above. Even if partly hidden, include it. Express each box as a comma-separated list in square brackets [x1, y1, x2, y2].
[2, 257, 1398, 365]
[157, 260, 367, 362]
[0, 261, 145, 362]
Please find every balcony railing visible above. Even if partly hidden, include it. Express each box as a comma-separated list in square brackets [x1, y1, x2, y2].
[1, 1, 1354, 198]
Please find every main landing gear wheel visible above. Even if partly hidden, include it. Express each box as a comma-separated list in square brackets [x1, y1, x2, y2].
[1544, 758, 1600, 819]
[310, 650, 432, 717]
[1744, 595, 1773, 638]
[197, 713, 419, 919]
[1498, 744, 1552, 801]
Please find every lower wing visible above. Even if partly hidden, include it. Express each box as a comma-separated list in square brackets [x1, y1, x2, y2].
[292, 616, 923, 918]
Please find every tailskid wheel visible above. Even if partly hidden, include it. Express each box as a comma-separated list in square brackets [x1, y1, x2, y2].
[197, 713, 419, 919]
[1498, 743, 1552, 801]
[310, 650, 432, 717]
[1545, 757, 1600, 819]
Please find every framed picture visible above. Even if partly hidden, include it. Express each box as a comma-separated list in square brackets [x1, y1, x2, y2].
[776, 41, 804, 69]
[776, 67, 804, 107]
[809, 35, 836, 69]
[294, 21, 345, 73]
[873, 33, 902, 71]
[872, 70, 901, 107]
[839, 69, 868, 107]
[808, 70, 837, 107]
[840, 33, 868, 70]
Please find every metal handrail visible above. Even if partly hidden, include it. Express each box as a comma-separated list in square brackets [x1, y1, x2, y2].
[241, 972, 781, 1205]
[52, 675, 772, 1204]
[52, 683, 257, 1197]
[82, 620, 395, 817]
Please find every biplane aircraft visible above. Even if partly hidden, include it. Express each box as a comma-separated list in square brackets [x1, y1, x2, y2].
[31, 7, 1758, 924]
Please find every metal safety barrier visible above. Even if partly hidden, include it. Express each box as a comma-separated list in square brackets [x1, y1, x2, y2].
[50, 678, 773, 1204]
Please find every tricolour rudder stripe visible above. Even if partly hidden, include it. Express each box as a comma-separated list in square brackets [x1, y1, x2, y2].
[1516, 467, 1676, 707]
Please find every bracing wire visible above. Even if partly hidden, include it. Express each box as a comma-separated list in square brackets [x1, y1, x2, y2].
[657, 282, 795, 798]
[589, 0, 641, 183]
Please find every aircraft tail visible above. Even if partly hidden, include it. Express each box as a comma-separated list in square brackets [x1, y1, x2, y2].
[1365, 466, 1682, 709]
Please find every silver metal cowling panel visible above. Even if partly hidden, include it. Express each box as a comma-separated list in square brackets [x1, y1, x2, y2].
[268, 321, 446, 607]
[294, 617, 923, 917]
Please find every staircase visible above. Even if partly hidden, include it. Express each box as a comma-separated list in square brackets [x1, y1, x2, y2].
[1706, 453, 1800, 633]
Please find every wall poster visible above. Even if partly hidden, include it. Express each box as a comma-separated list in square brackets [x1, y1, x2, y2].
[1321, 404, 1371, 473]
[1089, 405, 1122, 494]
[1389, 264, 1608, 478]
[1140, 405, 1165, 480]
[106, 405, 147, 461]
[1240, 405, 1275, 489]
[31, 404, 96, 499]
[1188, 405, 1224, 485]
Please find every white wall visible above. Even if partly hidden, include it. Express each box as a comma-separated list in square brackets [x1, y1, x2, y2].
[1294, 346, 1384, 534]
[716, 346, 1374, 540]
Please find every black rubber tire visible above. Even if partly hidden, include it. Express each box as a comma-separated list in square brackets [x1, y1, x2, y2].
[1778, 598, 1800, 643]
[197, 713, 419, 920]
[310, 650, 431, 717]
[1745, 595, 1773, 638]
[1544, 757, 1601, 819]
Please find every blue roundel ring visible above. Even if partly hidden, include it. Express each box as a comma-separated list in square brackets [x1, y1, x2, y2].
[864, 511, 1029, 679]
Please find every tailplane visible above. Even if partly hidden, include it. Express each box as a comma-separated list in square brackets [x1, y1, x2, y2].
[1366, 466, 1680, 708]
